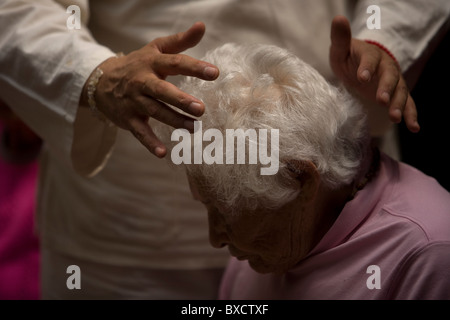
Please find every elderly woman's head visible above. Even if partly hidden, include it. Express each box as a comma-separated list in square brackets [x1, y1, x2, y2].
[157, 43, 370, 274]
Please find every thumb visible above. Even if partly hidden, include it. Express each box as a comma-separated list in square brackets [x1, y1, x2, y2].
[154, 21, 206, 54]
[330, 15, 352, 64]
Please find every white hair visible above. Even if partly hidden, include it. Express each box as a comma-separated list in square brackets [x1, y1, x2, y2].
[156, 43, 369, 213]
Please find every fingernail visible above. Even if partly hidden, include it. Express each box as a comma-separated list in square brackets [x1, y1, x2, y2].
[361, 70, 371, 82]
[189, 102, 203, 116]
[155, 146, 166, 157]
[203, 66, 219, 79]
[184, 120, 195, 131]
[393, 109, 402, 121]
[381, 92, 390, 104]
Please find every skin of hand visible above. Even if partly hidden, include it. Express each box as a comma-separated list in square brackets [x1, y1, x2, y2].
[80, 22, 219, 158]
[329, 15, 420, 133]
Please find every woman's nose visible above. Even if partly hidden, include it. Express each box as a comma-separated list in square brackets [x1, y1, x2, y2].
[209, 229, 229, 248]
[208, 209, 229, 248]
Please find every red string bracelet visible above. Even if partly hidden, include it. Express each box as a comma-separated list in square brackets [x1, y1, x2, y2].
[364, 40, 399, 66]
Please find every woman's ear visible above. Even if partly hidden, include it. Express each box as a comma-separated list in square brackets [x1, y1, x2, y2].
[285, 160, 320, 203]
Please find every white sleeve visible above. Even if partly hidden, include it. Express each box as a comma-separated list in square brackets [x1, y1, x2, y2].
[0, 0, 118, 177]
[351, 0, 450, 73]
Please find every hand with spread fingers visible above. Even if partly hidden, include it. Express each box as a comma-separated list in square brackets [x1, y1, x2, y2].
[329, 15, 420, 133]
[81, 21, 219, 158]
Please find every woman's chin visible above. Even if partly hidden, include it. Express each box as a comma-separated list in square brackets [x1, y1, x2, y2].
[247, 257, 290, 275]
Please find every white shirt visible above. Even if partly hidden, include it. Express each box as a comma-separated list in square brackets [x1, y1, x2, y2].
[0, 0, 448, 269]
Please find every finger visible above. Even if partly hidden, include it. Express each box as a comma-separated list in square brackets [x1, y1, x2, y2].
[136, 95, 197, 132]
[153, 21, 206, 54]
[357, 46, 381, 83]
[386, 80, 408, 124]
[128, 117, 167, 158]
[330, 15, 352, 64]
[142, 76, 205, 117]
[376, 60, 400, 107]
[153, 53, 219, 80]
[403, 95, 420, 133]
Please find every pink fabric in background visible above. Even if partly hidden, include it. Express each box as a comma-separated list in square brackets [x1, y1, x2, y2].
[0, 139, 40, 299]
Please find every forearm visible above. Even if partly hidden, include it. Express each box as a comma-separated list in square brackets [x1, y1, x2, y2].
[0, 0, 117, 174]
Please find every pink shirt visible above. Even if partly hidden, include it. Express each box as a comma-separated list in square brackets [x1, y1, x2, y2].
[219, 153, 450, 300]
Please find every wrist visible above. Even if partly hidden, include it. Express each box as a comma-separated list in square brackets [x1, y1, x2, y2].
[364, 40, 399, 66]
[80, 53, 124, 123]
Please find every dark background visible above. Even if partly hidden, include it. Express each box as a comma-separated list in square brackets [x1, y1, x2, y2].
[398, 29, 450, 192]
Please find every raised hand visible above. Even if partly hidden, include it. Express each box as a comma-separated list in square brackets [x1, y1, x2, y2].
[81, 22, 219, 157]
[329, 15, 420, 133]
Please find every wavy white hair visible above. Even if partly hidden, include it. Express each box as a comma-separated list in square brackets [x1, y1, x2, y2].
[156, 43, 369, 212]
